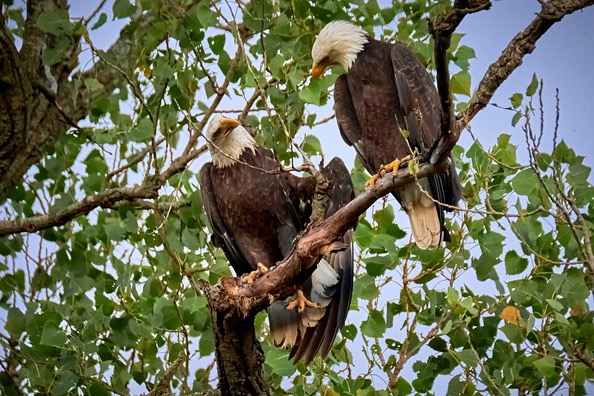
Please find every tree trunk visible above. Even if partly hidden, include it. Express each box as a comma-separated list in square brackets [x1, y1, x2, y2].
[201, 279, 269, 396]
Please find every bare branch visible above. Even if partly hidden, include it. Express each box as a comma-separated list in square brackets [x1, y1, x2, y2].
[459, 0, 594, 130]
[429, 0, 593, 167]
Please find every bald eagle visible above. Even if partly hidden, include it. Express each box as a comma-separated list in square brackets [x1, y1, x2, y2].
[199, 115, 354, 363]
[311, 21, 461, 249]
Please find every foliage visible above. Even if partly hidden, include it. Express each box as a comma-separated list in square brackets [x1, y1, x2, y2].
[0, 0, 592, 395]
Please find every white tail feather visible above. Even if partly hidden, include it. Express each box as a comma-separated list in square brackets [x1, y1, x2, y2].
[408, 204, 441, 249]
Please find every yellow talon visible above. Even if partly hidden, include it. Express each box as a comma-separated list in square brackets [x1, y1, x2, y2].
[286, 290, 319, 312]
[365, 173, 380, 188]
[241, 262, 268, 284]
[384, 155, 412, 176]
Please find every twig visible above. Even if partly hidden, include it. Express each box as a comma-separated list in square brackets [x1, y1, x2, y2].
[84, 0, 108, 26]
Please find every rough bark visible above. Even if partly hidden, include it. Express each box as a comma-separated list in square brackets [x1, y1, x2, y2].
[200, 279, 270, 396]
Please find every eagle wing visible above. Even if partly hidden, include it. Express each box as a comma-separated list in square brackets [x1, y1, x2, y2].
[289, 158, 355, 363]
[199, 162, 253, 275]
[334, 75, 375, 173]
[391, 44, 462, 231]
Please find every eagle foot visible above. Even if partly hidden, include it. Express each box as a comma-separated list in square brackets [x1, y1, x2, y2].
[383, 155, 412, 176]
[241, 262, 269, 284]
[286, 290, 319, 312]
[365, 173, 380, 189]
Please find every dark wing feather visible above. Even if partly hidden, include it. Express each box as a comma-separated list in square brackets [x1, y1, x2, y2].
[390, 43, 441, 151]
[199, 162, 252, 275]
[334, 75, 375, 172]
[289, 158, 355, 363]
[391, 43, 462, 238]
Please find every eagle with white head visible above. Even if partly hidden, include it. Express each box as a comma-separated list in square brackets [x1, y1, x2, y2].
[200, 115, 355, 363]
[311, 21, 462, 249]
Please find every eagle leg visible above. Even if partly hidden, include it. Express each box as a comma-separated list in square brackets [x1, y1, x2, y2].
[241, 262, 269, 284]
[384, 155, 412, 176]
[286, 290, 319, 312]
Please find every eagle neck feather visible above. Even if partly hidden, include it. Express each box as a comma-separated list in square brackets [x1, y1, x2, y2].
[211, 126, 257, 168]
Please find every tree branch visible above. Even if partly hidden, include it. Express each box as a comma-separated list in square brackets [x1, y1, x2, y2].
[429, 0, 492, 140]
[459, 0, 594, 130]
[0, 187, 157, 237]
[429, 0, 593, 166]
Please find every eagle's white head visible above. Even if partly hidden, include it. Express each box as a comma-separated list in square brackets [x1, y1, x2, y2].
[311, 21, 368, 78]
[206, 115, 256, 168]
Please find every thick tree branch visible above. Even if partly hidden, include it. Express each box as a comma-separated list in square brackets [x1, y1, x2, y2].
[0, 140, 207, 237]
[0, 187, 157, 237]
[429, 0, 492, 140]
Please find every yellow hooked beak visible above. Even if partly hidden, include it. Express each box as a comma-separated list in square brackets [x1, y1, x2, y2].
[310, 62, 327, 79]
[219, 117, 241, 133]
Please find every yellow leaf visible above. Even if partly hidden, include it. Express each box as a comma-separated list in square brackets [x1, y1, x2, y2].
[500, 306, 523, 326]
[139, 64, 152, 78]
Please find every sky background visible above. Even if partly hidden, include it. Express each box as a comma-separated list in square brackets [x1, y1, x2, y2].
[42, 0, 594, 393]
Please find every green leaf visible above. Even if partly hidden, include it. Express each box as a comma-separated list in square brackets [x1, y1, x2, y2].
[361, 309, 386, 338]
[40, 322, 68, 346]
[302, 134, 322, 156]
[510, 93, 523, 109]
[510, 168, 537, 196]
[504, 250, 528, 275]
[447, 287, 460, 306]
[195, 3, 218, 28]
[37, 10, 73, 36]
[354, 274, 380, 301]
[299, 80, 322, 105]
[450, 71, 471, 96]
[113, 0, 136, 19]
[561, 268, 590, 307]
[91, 13, 108, 30]
[264, 347, 296, 377]
[182, 228, 200, 250]
[341, 324, 357, 341]
[84, 78, 103, 92]
[511, 111, 523, 127]
[42, 37, 70, 66]
[545, 298, 564, 312]
[129, 118, 154, 142]
[354, 222, 374, 249]
[453, 349, 478, 368]
[526, 73, 539, 97]
[5, 307, 26, 338]
[534, 355, 556, 378]
[363, 255, 392, 277]
[88, 381, 109, 396]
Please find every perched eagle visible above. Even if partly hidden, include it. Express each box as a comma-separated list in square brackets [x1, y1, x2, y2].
[311, 21, 461, 249]
[199, 115, 354, 363]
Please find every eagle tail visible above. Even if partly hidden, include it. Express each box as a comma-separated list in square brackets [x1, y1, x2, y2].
[407, 203, 441, 249]
[268, 302, 299, 348]
[268, 259, 339, 349]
